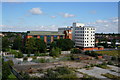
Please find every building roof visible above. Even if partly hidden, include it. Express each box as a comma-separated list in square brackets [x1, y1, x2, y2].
[28, 31, 65, 36]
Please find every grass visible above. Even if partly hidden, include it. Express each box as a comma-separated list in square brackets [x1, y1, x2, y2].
[101, 73, 120, 80]
[95, 50, 119, 57]
[97, 65, 111, 69]
[8, 72, 17, 79]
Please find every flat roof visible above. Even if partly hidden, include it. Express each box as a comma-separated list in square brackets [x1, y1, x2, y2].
[28, 31, 65, 36]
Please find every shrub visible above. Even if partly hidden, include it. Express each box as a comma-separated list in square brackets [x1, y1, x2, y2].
[23, 57, 28, 61]
[55, 67, 72, 75]
[14, 52, 24, 58]
[27, 54, 30, 57]
[70, 48, 81, 54]
[49, 47, 61, 57]
[34, 53, 40, 56]
[7, 60, 14, 66]
[111, 56, 117, 61]
[32, 56, 37, 60]
[107, 61, 114, 65]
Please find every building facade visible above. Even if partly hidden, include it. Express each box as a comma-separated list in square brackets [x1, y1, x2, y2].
[26, 31, 65, 44]
[74, 26, 95, 48]
[58, 23, 96, 48]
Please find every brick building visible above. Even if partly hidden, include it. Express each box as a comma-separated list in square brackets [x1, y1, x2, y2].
[26, 31, 65, 44]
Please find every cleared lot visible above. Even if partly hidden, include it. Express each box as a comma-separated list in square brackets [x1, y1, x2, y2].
[77, 66, 120, 79]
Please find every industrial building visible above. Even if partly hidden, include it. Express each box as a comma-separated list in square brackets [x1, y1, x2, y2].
[26, 31, 65, 44]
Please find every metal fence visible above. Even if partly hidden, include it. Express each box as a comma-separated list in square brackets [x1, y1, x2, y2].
[9, 65, 24, 80]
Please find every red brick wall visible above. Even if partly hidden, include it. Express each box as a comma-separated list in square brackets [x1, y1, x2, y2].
[51, 36, 54, 42]
[57, 35, 60, 39]
[64, 30, 72, 40]
[26, 36, 33, 38]
[44, 36, 47, 43]
[82, 47, 104, 51]
[37, 36, 40, 38]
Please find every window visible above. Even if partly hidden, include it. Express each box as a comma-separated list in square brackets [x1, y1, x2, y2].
[33, 35, 37, 37]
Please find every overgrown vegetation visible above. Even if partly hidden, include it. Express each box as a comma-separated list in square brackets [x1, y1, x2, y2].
[101, 73, 120, 80]
[43, 66, 77, 79]
[95, 50, 119, 57]
[49, 47, 61, 57]
[71, 48, 82, 54]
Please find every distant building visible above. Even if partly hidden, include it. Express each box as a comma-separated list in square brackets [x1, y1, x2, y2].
[26, 31, 65, 44]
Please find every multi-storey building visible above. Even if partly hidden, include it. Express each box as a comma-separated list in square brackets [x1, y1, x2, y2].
[59, 23, 95, 48]
[26, 31, 65, 44]
[74, 26, 95, 48]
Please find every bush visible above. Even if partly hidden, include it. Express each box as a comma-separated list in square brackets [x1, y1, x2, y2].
[111, 56, 117, 61]
[49, 47, 61, 57]
[23, 57, 28, 61]
[34, 53, 40, 56]
[55, 67, 72, 75]
[44, 66, 76, 78]
[14, 52, 24, 58]
[107, 61, 114, 65]
[7, 60, 14, 66]
[27, 54, 30, 57]
[71, 48, 81, 54]
[32, 56, 37, 60]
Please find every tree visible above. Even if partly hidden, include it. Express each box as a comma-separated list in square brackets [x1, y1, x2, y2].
[14, 52, 24, 58]
[12, 36, 22, 50]
[25, 38, 36, 54]
[111, 39, 116, 48]
[49, 47, 61, 57]
[56, 39, 74, 51]
[25, 38, 47, 54]
[71, 48, 82, 54]
[35, 38, 47, 53]
[2, 37, 10, 51]
[50, 42, 57, 50]
[2, 60, 13, 79]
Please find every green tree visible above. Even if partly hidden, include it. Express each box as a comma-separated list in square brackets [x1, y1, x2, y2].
[49, 47, 61, 57]
[2, 37, 10, 51]
[25, 38, 36, 54]
[2, 60, 14, 79]
[56, 39, 74, 51]
[12, 36, 22, 50]
[111, 39, 116, 48]
[14, 52, 24, 58]
[25, 38, 47, 54]
[71, 48, 82, 54]
[35, 38, 47, 53]
[50, 42, 57, 50]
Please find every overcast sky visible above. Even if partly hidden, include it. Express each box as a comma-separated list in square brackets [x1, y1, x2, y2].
[1, 2, 119, 33]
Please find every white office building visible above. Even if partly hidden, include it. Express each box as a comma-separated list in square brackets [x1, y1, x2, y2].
[58, 22, 96, 48]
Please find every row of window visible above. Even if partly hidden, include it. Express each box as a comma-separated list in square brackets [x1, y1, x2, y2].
[75, 27, 95, 30]
[75, 40, 95, 43]
[76, 44, 94, 46]
[75, 31, 95, 33]
[33, 35, 63, 38]
[75, 37, 95, 39]
[75, 34, 95, 36]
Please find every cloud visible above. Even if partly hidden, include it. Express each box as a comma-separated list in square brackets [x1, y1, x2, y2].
[1, 24, 59, 32]
[29, 8, 43, 15]
[61, 13, 75, 18]
[51, 16, 56, 18]
[86, 17, 118, 33]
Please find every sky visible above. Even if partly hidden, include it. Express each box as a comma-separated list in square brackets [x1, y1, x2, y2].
[1, 2, 119, 33]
